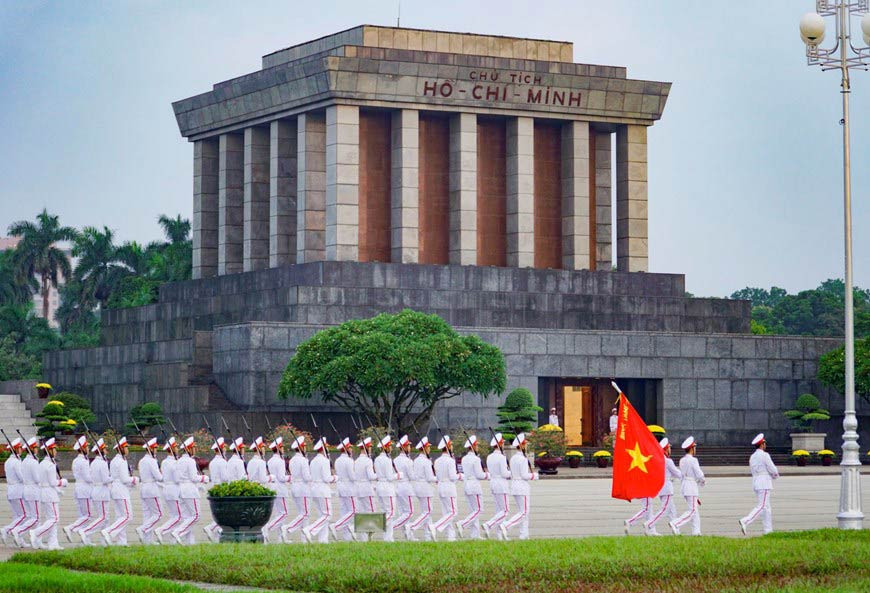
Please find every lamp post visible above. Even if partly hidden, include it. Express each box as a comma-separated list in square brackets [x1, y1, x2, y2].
[799, 1, 870, 530]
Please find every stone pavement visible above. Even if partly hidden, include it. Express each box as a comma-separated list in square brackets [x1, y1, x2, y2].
[0, 471, 867, 560]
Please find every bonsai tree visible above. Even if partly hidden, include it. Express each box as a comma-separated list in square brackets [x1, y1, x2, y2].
[125, 402, 166, 434]
[784, 393, 831, 433]
[34, 399, 70, 438]
[818, 337, 869, 405]
[52, 391, 95, 427]
[495, 388, 541, 441]
[278, 310, 506, 436]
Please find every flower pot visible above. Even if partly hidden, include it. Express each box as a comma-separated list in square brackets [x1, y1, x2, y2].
[36, 387, 51, 399]
[534, 456, 562, 475]
[795, 456, 808, 467]
[567, 457, 582, 469]
[194, 456, 210, 473]
[821, 457, 833, 466]
[207, 495, 275, 543]
[595, 457, 609, 468]
[790, 433, 826, 453]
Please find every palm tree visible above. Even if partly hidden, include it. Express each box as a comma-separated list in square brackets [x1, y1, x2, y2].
[158, 214, 191, 245]
[116, 241, 151, 276]
[71, 226, 128, 307]
[0, 250, 36, 306]
[8, 209, 77, 320]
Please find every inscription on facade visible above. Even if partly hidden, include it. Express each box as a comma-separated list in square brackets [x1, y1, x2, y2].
[422, 70, 582, 107]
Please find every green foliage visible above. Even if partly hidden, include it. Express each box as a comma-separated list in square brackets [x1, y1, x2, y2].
[750, 319, 770, 335]
[125, 402, 166, 434]
[34, 400, 77, 438]
[0, 249, 36, 306]
[818, 337, 870, 406]
[0, 335, 42, 381]
[495, 387, 542, 441]
[528, 426, 566, 458]
[106, 275, 161, 308]
[52, 391, 96, 426]
[783, 393, 831, 433]
[208, 479, 275, 498]
[278, 310, 506, 436]
[0, 562, 209, 593]
[265, 422, 312, 450]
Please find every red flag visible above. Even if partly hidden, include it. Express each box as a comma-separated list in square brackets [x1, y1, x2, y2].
[611, 384, 665, 501]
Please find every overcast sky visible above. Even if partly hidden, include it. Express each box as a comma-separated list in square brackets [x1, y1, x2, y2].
[0, 1, 867, 297]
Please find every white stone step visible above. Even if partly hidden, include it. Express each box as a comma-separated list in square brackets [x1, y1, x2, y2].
[0, 393, 36, 440]
[0, 402, 28, 413]
[0, 393, 23, 403]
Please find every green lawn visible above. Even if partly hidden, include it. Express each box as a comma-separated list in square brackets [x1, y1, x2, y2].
[11, 529, 869, 593]
[0, 562, 213, 593]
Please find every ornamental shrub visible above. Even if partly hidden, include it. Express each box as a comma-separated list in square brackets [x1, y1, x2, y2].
[495, 388, 542, 441]
[783, 393, 831, 433]
[528, 427, 566, 458]
[209, 479, 275, 498]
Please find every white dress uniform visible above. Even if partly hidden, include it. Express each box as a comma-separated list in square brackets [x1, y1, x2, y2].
[80, 446, 111, 545]
[263, 443, 291, 541]
[374, 446, 401, 542]
[173, 447, 209, 544]
[63, 439, 92, 541]
[503, 436, 538, 540]
[225, 448, 248, 481]
[330, 445, 357, 541]
[284, 442, 312, 541]
[409, 443, 437, 539]
[644, 440, 681, 535]
[739, 434, 779, 534]
[670, 437, 705, 536]
[432, 439, 463, 540]
[460, 439, 489, 539]
[1, 445, 27, 544]
[156, 448, 181, 541]
[483, 440, 512, 539]
[392, 443, 415, 538]
[13, 447, 40, 545]
[137, 447, 163, 544]
[203, 445, 229, 542]
[106, 447, 139, 545]
[31, 449, 67, 549]
[352, 443, 377, 542]
[305, 441, 336, 543]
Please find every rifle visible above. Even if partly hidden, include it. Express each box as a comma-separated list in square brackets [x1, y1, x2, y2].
[106, 414, 133, 476]
[130, 418, 154, 459]
[221, 415, 244, 472]
[0, 428, 17, 457]
[156, 421, 178, 461]
[431, 414, 455, 462]
[281, 417, 305, 459]
[366, 414, 398, 473]
[242, 414, 264, 460]
[507, 420, 533, 473]
[488, 426, 505, 454]
[352, 415, 370, 458]
[81, 420, 106, 462]
[309, 413, 331, 468]
[202, 415, 226, 461]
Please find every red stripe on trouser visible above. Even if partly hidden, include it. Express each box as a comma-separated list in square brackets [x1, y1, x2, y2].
[35, 502, 59, 538]
[747, 490, 769, 522]
[648, 495, 671, 525]
[410, 498, 432, 530]
[627, 498, 650, 525]
[83, 502, 107, 533]
[68, 499, 92, 531]
[109, 499, 131, 535]
[673, 497, 697, 527]
[462, 495, 482, 528]
[6, 500, 28, 532]
[159, 501, 182, 533]
[384, 497, 395, 521]
[334, 497, 356, 529]
[142, 499, 163, 532]
[285, 497, 309, 530]
[266, 498, 288, 530]
[392, 496, 414, 528]
[16, 502, 39, 534]
[486, 493, 509, 528]
[177, 500, 199, 536]
[505, 496, 528, 529]
[435, 497, 456, 531]
[309, 498, 331, 533]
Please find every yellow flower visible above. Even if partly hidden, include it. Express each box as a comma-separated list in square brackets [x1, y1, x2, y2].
[35, 383, 52, 390]
[566, 450, 584, 457]
[816, 449, 836, 456]
[63, 419, 77, 426]
[47, 400, 64, 407]
[592, 450, 612, 458]
[538, 424, 563, 432]
[647, 425, 666, 434]
[792, 449, 810, 457]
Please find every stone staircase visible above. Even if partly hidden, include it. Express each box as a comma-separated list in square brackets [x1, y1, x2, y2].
[0, 393, 36, 441]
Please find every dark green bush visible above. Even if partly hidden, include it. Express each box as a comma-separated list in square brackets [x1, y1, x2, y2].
[208, 479, 275, 498]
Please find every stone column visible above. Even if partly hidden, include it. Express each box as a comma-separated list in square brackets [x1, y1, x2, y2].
[506, 117, 534, 268]
[270, 119, 297, 267]
[593, 131, 612, 270]
[325, 105, 359, 261]
[448, 112, 477, 265]
[390, 109, 419, 264]
[243, 127, 270, 272]
[218, 133, 244, 275]
[561, 120, 591, 270]
[296, 112, 326, 263]
[192, 138, 218, 279]
[616, 124, 648, 272]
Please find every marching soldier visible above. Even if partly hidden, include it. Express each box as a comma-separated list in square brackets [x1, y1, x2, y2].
[392, 435, 415, 540]
[282, 436, 311, 542]
[172, 436, 209, 544]
[30, 438, 68, 549]
[329, 437, 357, 542]
[203, 436, 228, 543]
[155, 437, 181, 544]
[225, 437, 247, 481]
[352, 436, 377, 542]
[12, 437, 40, 547]
[432, 435, 463, 541]
[136, 437, 163, 544]
[303, 437, 336, 543]
[623, 497, 653, 535]
[103, 436, 139, 546]
[644, 438, 681, 535]
[408, 436, 436, 540]
[1, 438, 27, 546]
[460, 435, 488, 540]
[669, 436, 705, 536]
[246, 437, 272, 486]
[739, 433, 780, 535]
[373, 435, 401, 542]
[483, 432, 511, 540]
[79, 438, 110, 546]
[502, 433, 538, 540]
[62, 436, 92, 543]
[263, 437, 290, 543]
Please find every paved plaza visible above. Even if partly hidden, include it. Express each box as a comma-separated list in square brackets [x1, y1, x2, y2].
[1, 470, 867, 559]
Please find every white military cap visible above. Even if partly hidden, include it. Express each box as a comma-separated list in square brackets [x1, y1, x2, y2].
[751, 433, 765, 446]
[398, 435, 410, 447]
[113, 436, 128, 450]
[268, 436, 283, 450]
[378, 435, 392, 448]
[145, 437, 158, 449]
[26, 437, 39, 448]
[41, 437, 57, 450]
[415, 436, 429, 450]
[231, 437, 245, 451]
[210, 436, 225, 450]
[437, 435, 451, 450]
[313, 437, 328, 452]
[253, 436, 265, 448]
[163, 436, 176, 451]
[92, 438, 106, 452]
[659, 438, 670, 449]
[357, 436, 372, 448]
[76, 435, 87, 447]
[681, 436, 696, 450]
[512, 433, 527, 448]
[290, 435, 306, 450]
[10, 437, 22, 449]
[182, 436, 195, 449]
[339, 437, 353, 450]
[463, 435, 478, 449]
[490, 432, 504, 447]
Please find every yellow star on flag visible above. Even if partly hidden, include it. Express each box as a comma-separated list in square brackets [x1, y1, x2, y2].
[626, 442, 652, 473]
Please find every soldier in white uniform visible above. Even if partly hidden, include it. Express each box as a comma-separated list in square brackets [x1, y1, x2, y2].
[502, 433, 538, 540]
[103, 436, 139, 546]
[1, 438, 27, 546]
[79, 438, 111, 546]
[739, 433, 780, 535]
[431, 436, 463, 541]
[246, 437, 272, 486]
[460, 435, 489, 539]
[203, 436, 228, 543]
[483, 432, 511, 540]
[669, 436, 705, 536]
[373, 435, 401, 542]
[282, 436, 312, 542]
[135, 437, 163, 544]
[225, 437, 248, 481]
[12, 437, 41, 547]
[392, 435, 415, 540]
[352, 436, 377, 542]
[62, 436, 92, 543]
[156, 437, 181, 544]
[329, 437, 357, 541]
[303, 437, 336, 543]
[408, 436, 437, 540]
[263, 437, 291, 543]
[172, 436, 210, 544]
[30, 438, 68, 550]
[643, 438, 681, 535]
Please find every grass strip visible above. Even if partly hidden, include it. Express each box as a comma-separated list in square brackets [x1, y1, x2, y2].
[12, 529, 869, 593]
[0, 562, 211, 593]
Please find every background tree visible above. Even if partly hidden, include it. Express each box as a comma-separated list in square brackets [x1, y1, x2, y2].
[495, 387, 542, 441]
[125, 402, 166, 434]
[7, 209, 77, 319]
[278, 309, 506, 435]
[0, 250, 36, 306]
[783, 393, 831, 433]
[818, 337, 870, 406]
[71, 226, 129, 308]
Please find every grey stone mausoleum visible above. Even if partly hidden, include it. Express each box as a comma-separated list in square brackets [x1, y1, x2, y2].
[42, 26, 865, 446]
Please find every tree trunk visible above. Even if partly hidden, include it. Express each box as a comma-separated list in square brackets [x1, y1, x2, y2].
[41, 273, 50, 320]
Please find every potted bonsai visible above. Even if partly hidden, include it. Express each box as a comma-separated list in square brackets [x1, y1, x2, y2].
[792, 449, 810, 467]
[593, 450, 611, 468]
[208, 479, 275, 542]
[566, 450, 584, 468]
[529, 424, 565, 475]
[35, 382, 52, 400]
[817, 449, 836, 466]
[784, 393, 830, 453]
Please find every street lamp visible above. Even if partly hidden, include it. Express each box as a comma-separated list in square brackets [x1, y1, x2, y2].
[799, 1, 870, 530]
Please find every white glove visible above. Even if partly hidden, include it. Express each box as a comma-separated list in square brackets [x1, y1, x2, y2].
[267, 475, 275, 483]
[457, 473, 464, 481]
[201, 475, 211, 484]
[532, 472, 540, 481]
[395, 472, 403, 481]
[131, 476, 139, 486]
[484, 471, 490, 480]
[59, 478, 69, 487]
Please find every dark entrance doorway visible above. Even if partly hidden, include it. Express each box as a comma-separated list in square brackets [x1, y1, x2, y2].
[538, 378, 660, 447]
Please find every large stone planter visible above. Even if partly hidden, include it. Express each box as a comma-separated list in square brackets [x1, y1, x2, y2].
[207, 495, 275, 543]
[534, 456, 562, 475]
[790, 433, 826, 452]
